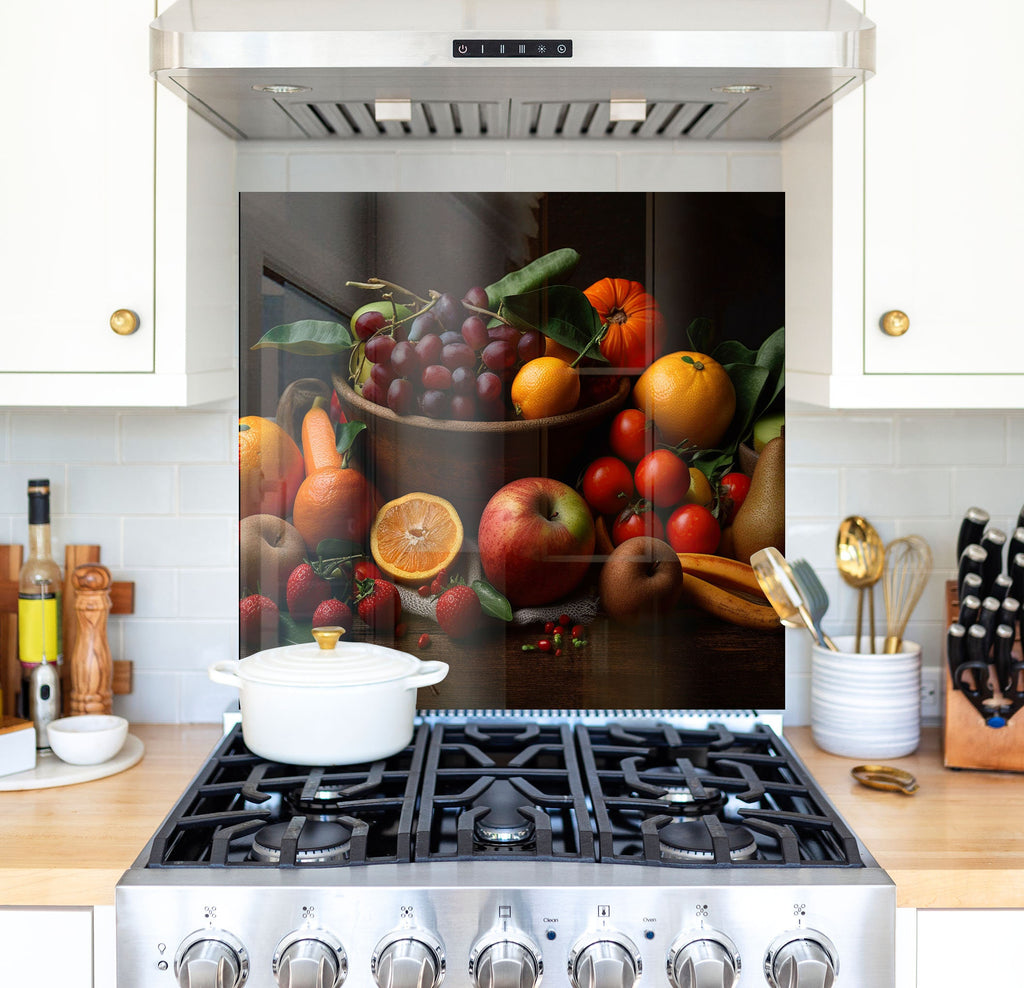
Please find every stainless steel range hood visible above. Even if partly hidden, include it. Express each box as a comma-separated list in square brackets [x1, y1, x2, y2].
[151, 0, 874, 142]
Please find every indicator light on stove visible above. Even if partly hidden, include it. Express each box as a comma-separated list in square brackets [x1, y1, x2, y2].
[567, 933, 642, 988]
[174, 929, 249, 988]
[763, 930, 838, 988]
[371, 931, 445, 988]
[667, 931, 740, 988]
[273, 931, 347, 988]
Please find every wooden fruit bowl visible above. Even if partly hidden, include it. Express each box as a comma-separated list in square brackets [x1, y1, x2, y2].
[333, 374, 630, 531]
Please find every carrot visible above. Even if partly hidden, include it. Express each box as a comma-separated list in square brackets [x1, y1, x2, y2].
[301, 405, 343, 476]
[680, 573, 782, 631]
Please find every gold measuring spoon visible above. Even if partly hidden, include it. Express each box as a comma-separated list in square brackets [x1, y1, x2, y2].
[836, 516, 885, 653]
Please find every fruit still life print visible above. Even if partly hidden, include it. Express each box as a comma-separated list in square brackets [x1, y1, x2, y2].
[238, 192, 786, 712]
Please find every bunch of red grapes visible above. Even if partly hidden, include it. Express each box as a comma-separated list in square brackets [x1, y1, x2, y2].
[354, 288, 544, 421]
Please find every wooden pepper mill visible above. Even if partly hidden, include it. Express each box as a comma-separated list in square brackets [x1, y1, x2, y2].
[69, 563, 113, 715]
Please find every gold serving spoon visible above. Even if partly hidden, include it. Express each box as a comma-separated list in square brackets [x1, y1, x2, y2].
[836, 516, 885, 653]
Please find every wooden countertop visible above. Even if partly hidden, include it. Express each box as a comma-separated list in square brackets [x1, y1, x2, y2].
[1, 724, 1021, 909]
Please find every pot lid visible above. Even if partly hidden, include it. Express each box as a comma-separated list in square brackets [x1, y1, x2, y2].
[238, 631, 424, 687]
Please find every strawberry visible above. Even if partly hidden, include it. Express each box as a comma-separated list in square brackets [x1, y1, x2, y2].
[435, 585, 483, 639]
[239, 594, 279, 646]
[286, 562, 331, 619]
[355, 577, 401, 630]
[312, 598, 353, 631]
[429, 567, 450, 595]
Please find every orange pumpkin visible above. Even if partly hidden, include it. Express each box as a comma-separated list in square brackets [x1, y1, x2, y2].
[583, 278, 665, 369]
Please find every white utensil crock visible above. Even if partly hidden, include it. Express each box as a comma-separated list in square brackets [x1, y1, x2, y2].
[209, 630, 448, 765]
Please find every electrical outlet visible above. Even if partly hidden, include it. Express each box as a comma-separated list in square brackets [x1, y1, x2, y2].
[920, 667, 942, 720]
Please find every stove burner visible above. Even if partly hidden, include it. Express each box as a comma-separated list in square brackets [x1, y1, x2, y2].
[251, 820, 352, 864]
[471, 780, 536, 845]
[656, 785, 727, 818]
[658, 821, 757, 863]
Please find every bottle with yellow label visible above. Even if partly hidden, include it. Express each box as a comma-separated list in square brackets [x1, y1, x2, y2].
[18, 479, 62, 718]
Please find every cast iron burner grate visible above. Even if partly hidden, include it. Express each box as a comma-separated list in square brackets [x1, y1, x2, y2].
[141, 719, 863, 870]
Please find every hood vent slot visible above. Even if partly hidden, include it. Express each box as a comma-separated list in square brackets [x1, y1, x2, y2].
[283, 100, 506, 139]
[280, 98, 737, 140]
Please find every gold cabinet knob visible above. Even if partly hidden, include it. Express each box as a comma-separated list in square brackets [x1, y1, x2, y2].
[880, 310, 910, 337]
[109, 309, 140, 336]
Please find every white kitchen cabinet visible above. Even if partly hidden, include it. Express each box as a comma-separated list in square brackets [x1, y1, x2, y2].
[0, 907, 94, 987]
[0, 1, 237, 407]
[784, 0, 1024, 408]
[916, 910, 1022, 985]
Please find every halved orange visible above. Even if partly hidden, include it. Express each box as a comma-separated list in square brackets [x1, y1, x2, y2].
[370, 493, 464, 585]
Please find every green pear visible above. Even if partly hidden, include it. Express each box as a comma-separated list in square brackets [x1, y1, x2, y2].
[732, 433, 785, 563]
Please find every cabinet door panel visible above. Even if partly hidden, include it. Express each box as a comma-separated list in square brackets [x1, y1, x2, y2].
[0, 0, 154, 373]
[863, 0, 1024, 376]
[0, 907, 94, 988]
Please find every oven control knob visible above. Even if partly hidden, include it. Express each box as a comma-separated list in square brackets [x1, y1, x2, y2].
[764, 931, 839, 988]
[470, 934, 543, 988]
[273, 931, 347, 988]
[174, 930, 249, 988]
[372, 931, 445, 988]
[668, 931, 740, 988]
[568, 933, 642, 988]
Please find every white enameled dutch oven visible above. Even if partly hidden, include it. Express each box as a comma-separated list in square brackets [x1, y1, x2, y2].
[208, 627, 448, 765]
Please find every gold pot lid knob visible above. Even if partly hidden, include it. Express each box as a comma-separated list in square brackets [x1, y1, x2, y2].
[880, 310, 910, 337]
[311, 626, 346, 650]
[110, 309, 140, 336]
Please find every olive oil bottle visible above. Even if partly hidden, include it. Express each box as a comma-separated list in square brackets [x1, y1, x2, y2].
[18, 479, 62, 732]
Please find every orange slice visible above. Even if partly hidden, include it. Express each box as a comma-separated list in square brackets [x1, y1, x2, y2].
[370, 493, 464, 585]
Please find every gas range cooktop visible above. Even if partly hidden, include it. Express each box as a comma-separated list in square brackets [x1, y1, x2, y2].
[142, 720, 864, 871]
[117, 716, 895, 988]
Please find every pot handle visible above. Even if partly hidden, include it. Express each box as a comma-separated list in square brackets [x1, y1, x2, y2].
[208, 660, 242, 689]
[405, 660, 449, 691]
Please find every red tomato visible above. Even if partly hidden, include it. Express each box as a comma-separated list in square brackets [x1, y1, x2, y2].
[611, 504, 665, 545]
[719, 471, 751, 525]
[634, 449, 690, 508]
[666, 504, 721, 554]
[608, 408, 658, 464]
[582, 456, 635, 516]
[354, 558, 383, 581]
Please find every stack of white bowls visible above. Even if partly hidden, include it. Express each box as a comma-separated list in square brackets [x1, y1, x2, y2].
[810, 635, 921, 759]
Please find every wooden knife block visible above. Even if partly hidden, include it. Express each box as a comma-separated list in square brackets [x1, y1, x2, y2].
[943, 580, 1024, 771]
[0, 544, 134, 718]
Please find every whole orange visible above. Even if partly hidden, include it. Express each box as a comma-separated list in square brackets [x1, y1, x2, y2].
[632, 351, 736, 450]
[510, 357, 580, 420]
[292, 466, 380, 553]
[238, 416, 305, 519]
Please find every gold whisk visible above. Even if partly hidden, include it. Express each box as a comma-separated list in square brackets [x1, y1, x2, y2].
[882, 535, 932, 654]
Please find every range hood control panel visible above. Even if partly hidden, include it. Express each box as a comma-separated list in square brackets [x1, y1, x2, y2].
[452, 40, 573, 58]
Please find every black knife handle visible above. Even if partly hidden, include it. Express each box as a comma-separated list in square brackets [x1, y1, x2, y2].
[997, 595, 1020, 632]
[957, 594, 982, 628]
[966, 620, 992, 665]
[1009, 527, 1024, 567]
[960, 572, 984, 604]
[994, 624, 1016, 695]
[990, 573, 1014, 603]
[958, 544, 988, 599]
[978, 596, 1002, 649]
[1017, 504, 1024, 534]
[980, 528, 1007, 587]
[957, 506, 990, 562]
[1011, 552, 1024, 605]
[947, 623, 966, 689]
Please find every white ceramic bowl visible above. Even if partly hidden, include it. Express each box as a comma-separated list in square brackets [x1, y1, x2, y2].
[47, 715, 129, 765]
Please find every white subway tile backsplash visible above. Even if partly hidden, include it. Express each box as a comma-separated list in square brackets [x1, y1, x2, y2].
[784, 468, 840, 518]
[10, 412, 117, 463]
[121, 411, 232, 463]
[118, 568, 180, 619]
[950, 466, 1024, 523]
[397, 153, 508, 191]
[898, 413, 1006, 466]
[507, 152, 617, 191]
[288, 152, 398, 191]
[785, 413, 893, 466]
[179, 568, 239, 619]
[181, 465, 238, 516]
[843, 467, 951, 518]
[70, 465, 177, 515]
[618, 153, 727, 191]
[0, 465, 67, 514]
[728, 153, 783, 191]
[113, 670, 182, 725]
[122, 618, 236, 672]
[123, 517, 236, 568]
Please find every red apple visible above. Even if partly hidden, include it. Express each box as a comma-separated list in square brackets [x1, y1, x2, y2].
[478, 477, 596, 607]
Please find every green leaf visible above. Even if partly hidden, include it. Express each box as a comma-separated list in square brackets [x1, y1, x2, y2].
[499, 286, 608, 363]
[686, 317, 717, 354]
[314, 538, 362, 562]
[472, 580, 513, 622]
[712, 339, 758, 366]
[335, 420, 367, 458]
[253, 320, 355, 355]
[278, 613, 312, 646]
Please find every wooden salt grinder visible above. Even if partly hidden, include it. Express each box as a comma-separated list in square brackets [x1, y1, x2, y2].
[69, 564, 113, 715]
